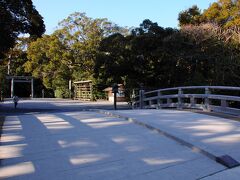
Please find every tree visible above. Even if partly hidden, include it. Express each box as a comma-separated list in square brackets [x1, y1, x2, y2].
[168, 23, 240, 86]
[25, 34, 71, 97]
[25, 12, 128, 97]
[96, 18, 240, 97]
[180, 0, 240, 28]
[178, 5, 202, 26]
[95, 20, 179, 93]
[202, 0, 239, 28]
[56, 12, 128, 80]
[0, 0, 45, 58]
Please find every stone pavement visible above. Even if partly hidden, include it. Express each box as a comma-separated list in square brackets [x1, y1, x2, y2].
[107, 109, 240, 179]
[111, 109, 240, 162]
[0, 99, 130, 114]
[1, 99, 240, 179]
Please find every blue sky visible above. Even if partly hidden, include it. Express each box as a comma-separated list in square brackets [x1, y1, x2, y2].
[32, 0, 216, 34]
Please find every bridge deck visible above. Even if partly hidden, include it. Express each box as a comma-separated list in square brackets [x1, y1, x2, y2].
[112, 109, 240, 162]
[1, 99, 240, 179]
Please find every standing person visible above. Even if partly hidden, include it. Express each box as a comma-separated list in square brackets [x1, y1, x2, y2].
[13, 96, 19, 108]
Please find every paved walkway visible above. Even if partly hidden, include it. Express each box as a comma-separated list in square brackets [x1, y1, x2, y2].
[0, 99, 130, 114]
[112, 109, 240, 162]
[1, 100, 240, 179]
[0, 111, 224, 180]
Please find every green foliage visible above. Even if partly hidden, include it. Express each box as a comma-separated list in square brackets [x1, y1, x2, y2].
[54, 88, 70, 98]
[6, 8, 240, 100]
[178, 5, 202, 26]
[25, 34, 71, 90]
[202, 0, 240, 28]
[95, 20, 240, 98]
[3, 38, 30, 76]
[180, 0, 240, 28]
[0, 0, 45, 58]
[25, 12, 127, 97]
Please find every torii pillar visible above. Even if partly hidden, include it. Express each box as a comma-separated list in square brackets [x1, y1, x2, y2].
[7, 76, 34, 98]
[11, 78, 14, 98]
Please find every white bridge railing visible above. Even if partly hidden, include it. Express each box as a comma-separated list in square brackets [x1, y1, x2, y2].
[132, 86, 240, 115]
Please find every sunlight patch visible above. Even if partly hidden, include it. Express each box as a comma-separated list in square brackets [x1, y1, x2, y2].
[183, 124, 233, 133]
[70, 154, 110, 165]
[0, 162, 35, 179]
[58, 139, 98, 148]
[0, 144, 26, 159]
[1, 134, 25, 143]
[204, 134, 240, 144]
[36, 115, 74, 130]
[86, 121, 129, 129]
[142, 158, 182, 165]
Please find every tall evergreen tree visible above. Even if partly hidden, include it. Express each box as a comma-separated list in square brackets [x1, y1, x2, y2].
[0, 0, 45, 58]
[178, 5, 202, 26]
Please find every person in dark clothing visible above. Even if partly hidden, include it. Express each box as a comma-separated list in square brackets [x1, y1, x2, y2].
[13, 96, 19, 108]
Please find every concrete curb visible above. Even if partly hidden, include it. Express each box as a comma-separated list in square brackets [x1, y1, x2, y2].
[90, 109, 239, 169]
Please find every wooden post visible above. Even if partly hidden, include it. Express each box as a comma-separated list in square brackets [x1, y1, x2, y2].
[167, 98, 172, 105]
[204, 87, 210, 111]
[157, 91, 162, 109]
[178, 88, 183, 109]
[114, 92, 117, 110]
[11, 78, 14, 98]
[221, 99, 229, 108]
[42, 89, 45, 98]
[112, 83, 119, 110]
[31, 78, 34, 98]
[139, 90, 145, 109]
[190, 96, 196, 108]
[69, 80, 72, 99]
[149, 100, 152, 107]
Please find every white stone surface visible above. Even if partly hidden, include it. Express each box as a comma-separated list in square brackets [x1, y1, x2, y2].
[202, 166, 240, 180]
[0, 109, 224, 180]
[113, 109, 240, 162]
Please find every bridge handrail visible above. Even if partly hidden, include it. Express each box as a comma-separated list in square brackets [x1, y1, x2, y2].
[133, 86, 240, 115]
[144, 86, 240, 95]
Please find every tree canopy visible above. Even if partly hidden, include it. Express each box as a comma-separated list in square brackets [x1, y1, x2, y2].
[0, 0, 45, 58]
[179, 0, 240, 28]
[2, 1, 240, 99]
[25, 12, 128, 97]
[178, 5, 202, 26]
[202, 0, 240, 28]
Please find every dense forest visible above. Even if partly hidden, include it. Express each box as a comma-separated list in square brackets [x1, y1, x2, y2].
[1, 0, 240, 99]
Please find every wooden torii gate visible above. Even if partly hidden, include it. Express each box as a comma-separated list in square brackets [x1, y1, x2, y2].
[6, 76, 34, 98]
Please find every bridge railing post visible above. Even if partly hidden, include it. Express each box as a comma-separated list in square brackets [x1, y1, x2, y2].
[167, 98, 172, 106]
[190, 95, 196, 108]
[178, 88, 183, 109]
[157, 91, 162, 109]
[139, 89, 145, 109]
[221, 99, 229, 108]
[204, 87, 211, 111]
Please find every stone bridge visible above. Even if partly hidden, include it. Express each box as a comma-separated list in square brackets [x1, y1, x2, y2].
[0, 98, 240, 179]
